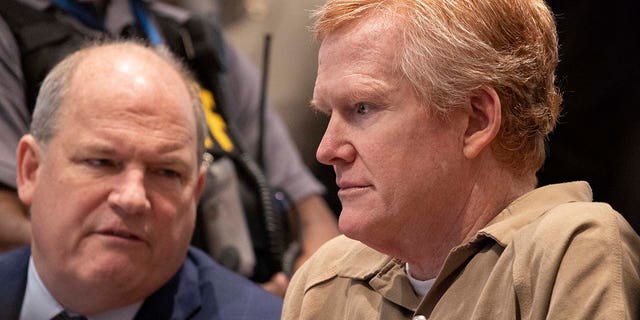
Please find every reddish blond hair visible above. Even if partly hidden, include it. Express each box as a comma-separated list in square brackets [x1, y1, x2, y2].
[313, 0, 562, 175]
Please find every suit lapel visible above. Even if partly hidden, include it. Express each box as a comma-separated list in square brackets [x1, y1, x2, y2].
[0, 246, 30, 319]
[134, 255, 202, 320]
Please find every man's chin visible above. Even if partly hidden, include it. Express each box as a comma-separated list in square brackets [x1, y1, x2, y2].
[338, 210, 372, 241]
[80, 255, 142, 278]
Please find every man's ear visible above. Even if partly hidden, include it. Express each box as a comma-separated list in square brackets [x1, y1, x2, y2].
[16, 135, 42, 206]
[194, 163, 207, 203]
[462, 86, 502, 159]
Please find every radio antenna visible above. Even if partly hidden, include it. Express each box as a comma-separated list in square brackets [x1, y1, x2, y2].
[257, 33, 271, 169]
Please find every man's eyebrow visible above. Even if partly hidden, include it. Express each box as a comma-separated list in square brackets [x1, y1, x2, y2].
[308, 99, 332, 115]
[308, 99, 320, 111]
[151, 157, 191, 172]
[348, 80, 392, 102]
[307, 78, 394, 113]
[80, 143, 118, 155]
[155, 140, 193, 155]
[152, 148, 192, 163]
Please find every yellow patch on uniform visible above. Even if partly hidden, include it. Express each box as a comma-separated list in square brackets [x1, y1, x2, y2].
[199, 88, 234, 152]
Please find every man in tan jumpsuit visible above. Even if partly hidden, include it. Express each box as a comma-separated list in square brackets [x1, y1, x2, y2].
[282, 0, 640, 319]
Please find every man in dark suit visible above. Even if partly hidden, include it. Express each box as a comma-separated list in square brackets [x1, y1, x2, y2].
[0, 40, 282, 319]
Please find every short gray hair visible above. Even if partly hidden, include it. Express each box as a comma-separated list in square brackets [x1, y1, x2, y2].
[30, 40, 208, 163]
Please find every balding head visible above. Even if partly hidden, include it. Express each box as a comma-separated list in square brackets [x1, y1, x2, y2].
[31, 41, 207, 163]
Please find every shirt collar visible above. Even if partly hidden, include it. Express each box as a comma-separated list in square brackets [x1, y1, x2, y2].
[19, 256, 61, 320]
[311, 236, 421, 310]
[329, 182, 593, 279]
[474, 181, 593, 247]
[314, 182, 593, 312]
[19, 256, 143, 320]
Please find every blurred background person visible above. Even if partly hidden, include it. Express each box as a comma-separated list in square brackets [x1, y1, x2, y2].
[167, 0, 343, 213]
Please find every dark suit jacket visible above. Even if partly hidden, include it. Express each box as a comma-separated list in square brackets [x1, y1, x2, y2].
[0, 246, 282, 319]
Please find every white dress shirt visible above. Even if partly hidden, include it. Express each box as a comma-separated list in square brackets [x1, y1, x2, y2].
[19, 256, 143, 320]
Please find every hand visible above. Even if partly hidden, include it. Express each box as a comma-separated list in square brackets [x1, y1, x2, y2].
[260, 272, 289, 297]
[292, 195, 339, 271]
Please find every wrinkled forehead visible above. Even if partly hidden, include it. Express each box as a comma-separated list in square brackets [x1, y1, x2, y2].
[320, 13, 400, 55]
[318, 15, 404, 79]
[315, 14, 405, 93]
[57, 47, 197, 141]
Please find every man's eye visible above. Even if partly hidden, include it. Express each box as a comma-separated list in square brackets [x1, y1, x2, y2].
[157, 169, 181, 179]
[85, 159, 115, 168]
[356, 103, 372, 115]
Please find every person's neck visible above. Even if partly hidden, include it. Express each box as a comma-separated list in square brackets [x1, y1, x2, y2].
[405, 157, 536, 280]
[33, 256, 146, 315]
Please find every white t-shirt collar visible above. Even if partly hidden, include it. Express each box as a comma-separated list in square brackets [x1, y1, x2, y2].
[405, 263, 436, 297]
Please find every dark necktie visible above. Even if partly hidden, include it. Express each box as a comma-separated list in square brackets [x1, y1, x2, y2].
[51, 311, 88, 320]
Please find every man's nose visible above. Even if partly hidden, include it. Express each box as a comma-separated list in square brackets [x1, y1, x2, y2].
[108, 169, 151, 215]
[316, 114, 356, 165]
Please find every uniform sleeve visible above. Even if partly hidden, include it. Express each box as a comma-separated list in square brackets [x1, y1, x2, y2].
[221, 43, 325, 202]
[0, 16, 30, 189]
[281, 255, 309, 320]
[513, 203, 640, 319]
[282, 236, 335, 320]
